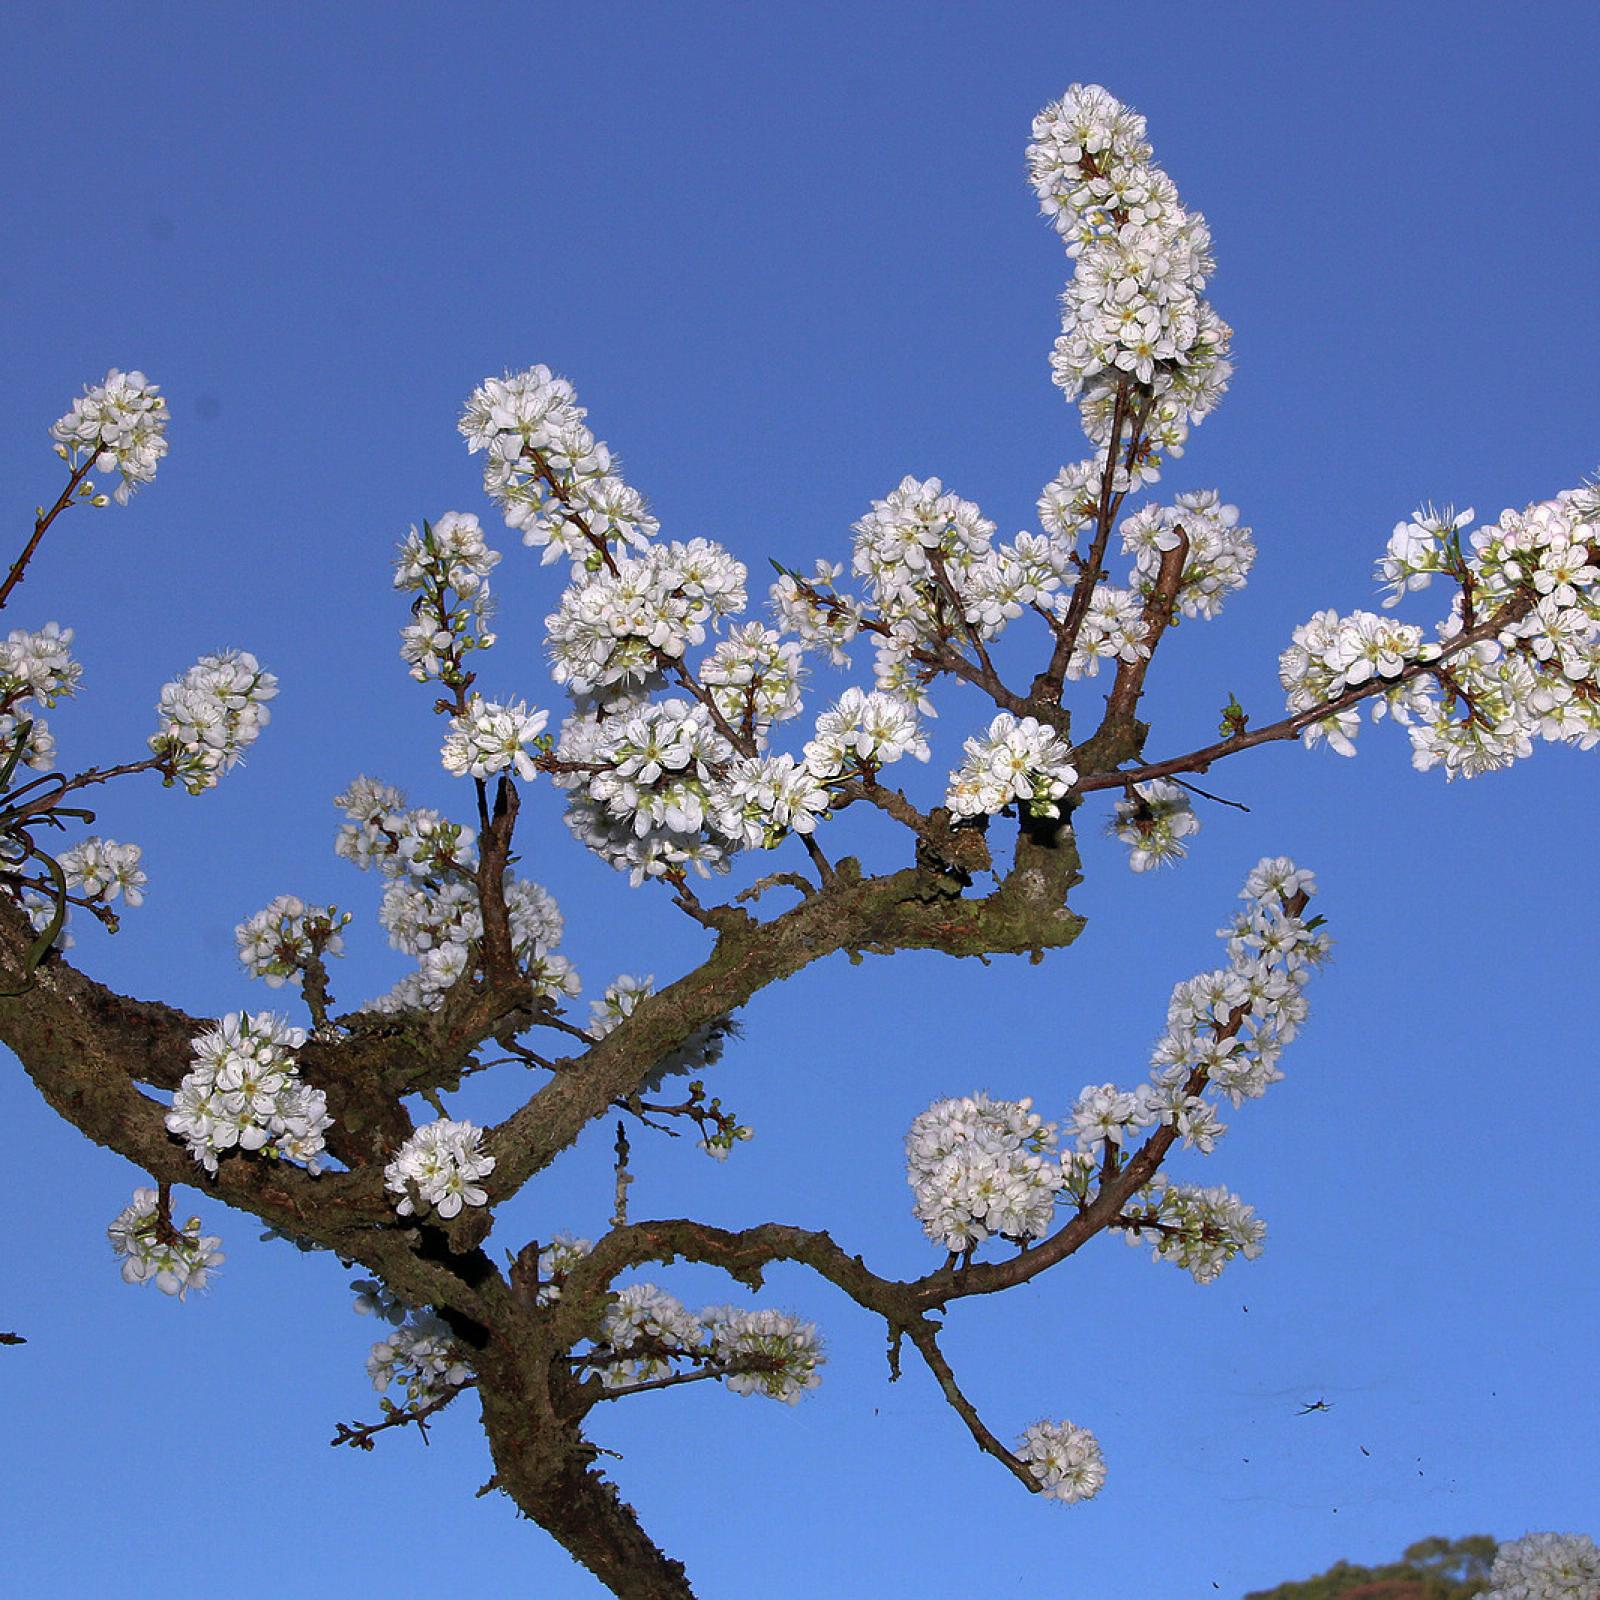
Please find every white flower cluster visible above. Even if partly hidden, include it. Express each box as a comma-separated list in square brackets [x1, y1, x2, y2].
[1110, 778, 1198, 871]
[595, 1283, 710, 1387]
[151, 649, 277, 794]
[803, 686, 929, 778]
[1015, 1419, 1106, 1504]
[333, 779, 575, 1012]
[1279, 607, 1429, 757]
[905, 1094, 1066, 1251]
[59, 837, 147, 905]
[545, 539, 747, 693]
[17, 886, 71, 949]
[1155, 856, 1325, 1109]
[904, 859, 1323, 1267]
[1376, 504, 1473, 603]
[367, 1309, 472, 1402]
[700, 623, 806, 743]
[1485, 1532, 1600, 1600]
[235, 894, 350, 987]
[1027, 86, 1231, 480]
[106, 1187, 224, 1299]
[712, 754, 830, 850]
[702, 1307, 824, 1404]
[588, 1282, 824, 1404]
[392, 512, 501, 686]
[440, 694, 549, 781]
[166, 1011, 331, 1175]
[1120, 1181, 1265, 1284]
[1119, 490, 1253, 621]
[532, 1233, 596, 1306]
[0, 622, 81, 773]
[769, 558, 864, 666]
[1038, 462, 1101, 552]
[1063, 583, 1147, 679]
[461, 365, 658, 566]
[554, 699, 740, 882]
[383, 1117, 496, 1219]
[848, 476, 1076, 686]
[945, 713, 1078, 820]
[50, 368, 170, 503]
[1284, 491, 1600, 775]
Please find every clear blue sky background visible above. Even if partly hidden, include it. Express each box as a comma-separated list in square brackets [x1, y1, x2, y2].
[2, 4, 1596, 1596]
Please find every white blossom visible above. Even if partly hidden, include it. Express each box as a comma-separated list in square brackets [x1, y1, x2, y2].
[461, 366, 658, 565]
[1015, 1418, 1106, 1504]
[945, 713, 1077, 820]
[235, 895, 350, 987]
[906, 1094, 1065, 1251]
[151, 650, 277, 793]
[1028, 85, 1232, 477]
[384, 1117, 496, 1219]
[1121, 1182, 1265, 1284]
[106, 1187, 223, 1298]
[702, 1306, 824, 1403]
[546, 541, 746, 693]
[1119, 490, 1253, 621]
[50, 368, 170, 502]
[0, 622, 80, 708]
[1485, 1532, 1600, 1600]
[367, 1310, 471, 1401]
[59, 837, 147, 906]
[533, 1234, 595, 1307]
[1110, 778, 1198, 870]
[803, 687, 929, 779]
[441, 695, 549, 781]
[593, 1283, 705, 1388]
[166, 1011, 330, 1175]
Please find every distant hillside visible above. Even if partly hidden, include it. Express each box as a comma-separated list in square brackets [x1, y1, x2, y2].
[1244, 1536, 1497, 1600]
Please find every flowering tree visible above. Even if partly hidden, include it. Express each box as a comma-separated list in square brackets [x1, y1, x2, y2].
[2, 85, 1595, 1599]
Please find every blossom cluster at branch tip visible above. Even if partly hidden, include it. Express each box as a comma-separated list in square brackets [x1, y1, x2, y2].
[1110, 778, 1198, 871]
[384, 1118, 496, 1219]
[106, 1187, 223, 1299]
[367, 1309, 472, 1402]
[0, 622, 81, 774]
[50, 369, 169, 503]
[1015, 1419, 1106, 1504]
[1119, 490, 1253, 621]
[904, 858, 1324, 1267]
[59, 837, 147, 905]
[166, 1011, 330, 1175]
[235, 895, 349, 986]
[461, 365, 658, 565]
[1283, 490, 1600, 774]
[532, 1234, 596, 1306]
[1027, 85, 1232, 478]
[1484, 1532, 1600, 1600]
[151, 650, 277, 793]
[803, 687, 929, 778]
[702, 1307, 824, 1403]
[546, 539, 747, 694]
[945, 713, 1077, 820]
[1119, 1182, 1266, 1285]
[393, 511, 501, 686]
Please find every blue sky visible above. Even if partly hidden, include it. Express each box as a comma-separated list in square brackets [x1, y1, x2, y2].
[2, 4, 1596, 1596]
